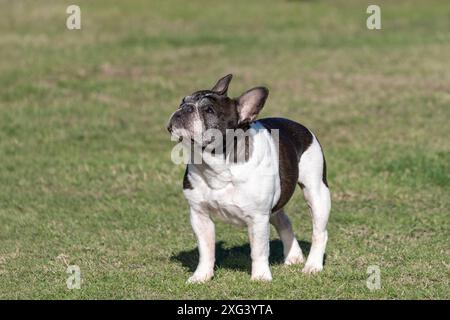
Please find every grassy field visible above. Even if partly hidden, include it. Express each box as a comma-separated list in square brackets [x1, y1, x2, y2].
[0, 0, 449, 299]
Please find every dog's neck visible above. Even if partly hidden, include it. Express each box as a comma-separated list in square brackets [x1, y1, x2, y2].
[191, 126, 254, 164]
[187, 122, 272, 189]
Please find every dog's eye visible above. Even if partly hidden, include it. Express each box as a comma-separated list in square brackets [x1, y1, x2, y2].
[205, 106, 215, 114]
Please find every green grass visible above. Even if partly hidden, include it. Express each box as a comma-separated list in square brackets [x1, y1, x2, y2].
[0, 0, 449, 299]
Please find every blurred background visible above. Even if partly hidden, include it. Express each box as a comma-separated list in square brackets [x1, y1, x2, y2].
[0, 0, 449, 299]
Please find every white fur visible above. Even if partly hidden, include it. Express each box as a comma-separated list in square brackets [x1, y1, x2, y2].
[183, 122, 330, 282]
[270, 210, 305, 265]
[298, 133, 331, 274]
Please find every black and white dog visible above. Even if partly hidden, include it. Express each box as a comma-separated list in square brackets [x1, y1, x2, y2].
[167, 75, 330, 282]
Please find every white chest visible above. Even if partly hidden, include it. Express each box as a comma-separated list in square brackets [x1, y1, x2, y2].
[183, 122, 281, 227]
[194, 182, 251, 226]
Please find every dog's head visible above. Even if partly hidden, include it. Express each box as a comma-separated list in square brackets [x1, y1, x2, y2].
[167, 74, 269, 146]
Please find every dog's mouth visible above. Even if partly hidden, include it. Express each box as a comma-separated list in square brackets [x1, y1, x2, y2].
[168, 127, 216, 147]
[169, 131, 193, 144]
[167, 126, 184, 143]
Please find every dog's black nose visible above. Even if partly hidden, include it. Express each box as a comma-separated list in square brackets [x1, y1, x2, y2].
[167, 123, 173, 133]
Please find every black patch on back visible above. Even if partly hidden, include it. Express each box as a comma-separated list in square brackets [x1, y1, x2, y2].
[183, 166, 193, 190]
[322, 154, 328, 187]
[259, 118, 314, 213]
[315, 138, 329, 188]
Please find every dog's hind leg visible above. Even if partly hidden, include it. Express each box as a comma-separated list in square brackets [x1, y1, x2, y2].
[270, 210, 304, 265]
[298, 134, 331, 274]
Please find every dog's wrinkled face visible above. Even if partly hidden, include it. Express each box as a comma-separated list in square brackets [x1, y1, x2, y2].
[167, 74, 269, 147]
[167, 74, 237, 145]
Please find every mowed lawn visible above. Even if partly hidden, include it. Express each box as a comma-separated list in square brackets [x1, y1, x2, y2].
[0, 0, 449, 299]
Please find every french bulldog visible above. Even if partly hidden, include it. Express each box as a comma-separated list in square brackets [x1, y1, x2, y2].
[167, 74, 331, 282]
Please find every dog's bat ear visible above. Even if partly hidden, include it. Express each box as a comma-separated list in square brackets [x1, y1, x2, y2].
[236, 87, 269, 124]
[211, 74, 233, 95]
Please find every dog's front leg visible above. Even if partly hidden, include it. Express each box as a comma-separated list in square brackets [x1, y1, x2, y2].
[248, 215, 272, 281]
[187, 208, 215, 283]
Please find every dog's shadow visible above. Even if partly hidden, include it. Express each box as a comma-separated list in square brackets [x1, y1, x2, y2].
[172, 240, 322, 273]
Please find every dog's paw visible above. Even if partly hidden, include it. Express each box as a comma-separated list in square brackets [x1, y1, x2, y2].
[251, 261, 272, 281]
[302, 263, 323, 274]
[186, 271, 213, 284]
[251, 274, 273, 282]
[251, 269, 272, 282]
[284, 254, 305, 266]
